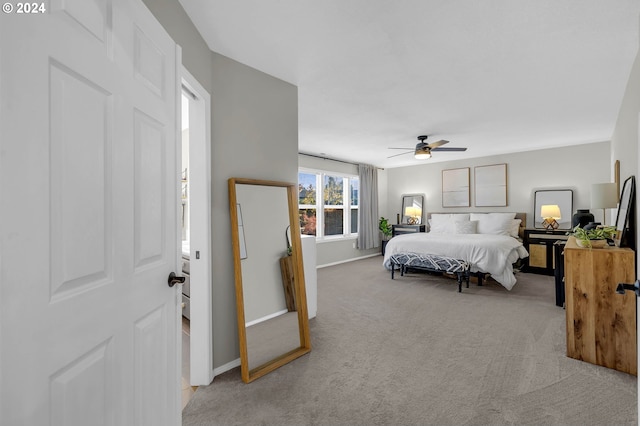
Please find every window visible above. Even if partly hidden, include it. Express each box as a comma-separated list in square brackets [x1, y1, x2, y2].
[298, 170, 358, 238]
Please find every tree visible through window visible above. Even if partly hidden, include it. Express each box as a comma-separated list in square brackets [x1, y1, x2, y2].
[298, 171, 358, 238]
[324, 175, 343, 236]
[299, 172, 317, 236]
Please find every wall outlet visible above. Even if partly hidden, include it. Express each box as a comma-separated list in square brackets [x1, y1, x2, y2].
[352, 242, 356, 248]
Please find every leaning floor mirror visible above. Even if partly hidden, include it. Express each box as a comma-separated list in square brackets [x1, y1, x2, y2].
[228, 178, 311, 383]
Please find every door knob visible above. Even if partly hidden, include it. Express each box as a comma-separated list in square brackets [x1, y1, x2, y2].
[168, 271, 186, 288]
[616, 280, 640, 297]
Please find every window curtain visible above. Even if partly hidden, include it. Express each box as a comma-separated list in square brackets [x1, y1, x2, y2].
[357, 164, 379, 250]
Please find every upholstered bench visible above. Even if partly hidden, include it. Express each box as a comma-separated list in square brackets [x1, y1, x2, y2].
[389, 252, 471, 292]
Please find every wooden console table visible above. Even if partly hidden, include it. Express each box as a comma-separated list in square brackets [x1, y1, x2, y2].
[564, 236, 637, 375]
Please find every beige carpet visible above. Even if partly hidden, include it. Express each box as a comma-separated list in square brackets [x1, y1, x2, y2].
[183, 256, 637, 425]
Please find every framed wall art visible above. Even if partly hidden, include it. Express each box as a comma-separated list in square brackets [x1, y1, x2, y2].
[475, 163, 507, 207]
[442, 167, 470, 207]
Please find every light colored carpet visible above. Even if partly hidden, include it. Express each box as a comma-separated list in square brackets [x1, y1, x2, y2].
[183, 256, 637, 425]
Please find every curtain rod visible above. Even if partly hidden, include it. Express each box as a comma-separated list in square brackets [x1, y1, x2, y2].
[298, 152, 384, 170]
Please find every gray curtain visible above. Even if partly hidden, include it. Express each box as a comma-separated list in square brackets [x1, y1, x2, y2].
[357, 164, 379, 250]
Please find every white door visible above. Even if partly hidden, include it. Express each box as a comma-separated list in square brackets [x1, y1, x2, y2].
[0, 1, 181, 425]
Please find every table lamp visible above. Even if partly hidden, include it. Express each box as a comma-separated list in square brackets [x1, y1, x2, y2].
[591, 183, 618, 226]
[540, 204, 561, 230]
[405, 206, 421, 225]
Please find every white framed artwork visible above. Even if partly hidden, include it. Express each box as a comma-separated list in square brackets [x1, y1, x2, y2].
[475, 163, 507, 207]
[442, 167, 470, 207]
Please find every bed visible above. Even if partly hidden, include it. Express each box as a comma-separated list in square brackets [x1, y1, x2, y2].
[382, 212, 529, 290]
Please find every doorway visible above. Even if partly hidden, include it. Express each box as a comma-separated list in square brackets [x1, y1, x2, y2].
[180, 67, 214, 407]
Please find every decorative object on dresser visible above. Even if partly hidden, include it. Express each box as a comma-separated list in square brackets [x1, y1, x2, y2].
[405, 207, 421, 224]
[591, 182, 618, 226]
[392, 224, 426, 238]
[474, 163, 507, 207]
[540, 204, 561, 230]
[613, 176, 636, 249]
[571, 209, 594, 228]
[442, 167, 470, 207]
[533, 189, 573, 229]
[401, 193, 425, 224]
[564, 236, 636, 375]
[522, 228, 569, 275]
[566, 224, 616, 248]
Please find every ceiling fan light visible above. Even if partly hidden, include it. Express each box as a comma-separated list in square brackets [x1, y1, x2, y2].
[414, 148, 431, 159]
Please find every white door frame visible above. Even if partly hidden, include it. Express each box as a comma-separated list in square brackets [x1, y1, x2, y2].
[181, 67, 214, 385]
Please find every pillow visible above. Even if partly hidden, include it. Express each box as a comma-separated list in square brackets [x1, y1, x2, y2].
[455, 220, 477, 234]
[490, 212, 517, 220]
[450, 213, 470, 222]
[431, 213, 470, 222]
[430, 218, 454, 234]
[429, 213, 471, 234]
[509, 219, 522, 238]
[470, 213, 514, 235]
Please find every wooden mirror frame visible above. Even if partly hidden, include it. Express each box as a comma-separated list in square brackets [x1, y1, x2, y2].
[228, 177, 311, 383]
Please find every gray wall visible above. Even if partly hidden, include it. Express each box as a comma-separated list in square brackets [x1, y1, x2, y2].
[144, 0, 298, 371]
[612, 35, 640, 185]
[611, 31, 640, 265]
[384, 142, 612, 228]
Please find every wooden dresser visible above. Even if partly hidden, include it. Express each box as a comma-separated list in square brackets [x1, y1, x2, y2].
[564, 236, 637, 375]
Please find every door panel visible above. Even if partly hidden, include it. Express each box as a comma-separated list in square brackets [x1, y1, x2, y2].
[0, 0, 181, 424]
[50, 339, 114, 426]
[49, 61, 113, 299]
[134, 109, 166, 268]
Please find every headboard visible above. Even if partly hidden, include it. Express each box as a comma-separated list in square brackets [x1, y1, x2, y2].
[425, 212, 527, 239]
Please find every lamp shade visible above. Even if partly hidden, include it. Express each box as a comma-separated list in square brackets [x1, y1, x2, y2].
[540, 204, 561, 219]
[404, 206, 421, 217]
[414, 147, 431, 159]
[591, 183, 618, 209]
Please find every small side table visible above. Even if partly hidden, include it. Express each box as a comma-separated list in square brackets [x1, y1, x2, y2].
[522, 228, 569, 275]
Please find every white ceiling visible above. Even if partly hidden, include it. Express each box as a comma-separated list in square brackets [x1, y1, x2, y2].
[179, 0, 640, 169]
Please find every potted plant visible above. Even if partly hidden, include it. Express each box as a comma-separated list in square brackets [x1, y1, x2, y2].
[567, 224, 617, 248]
[379, 217, 393, 255]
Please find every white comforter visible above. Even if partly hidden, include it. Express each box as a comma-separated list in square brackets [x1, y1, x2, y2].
[382, 233, 529, 290]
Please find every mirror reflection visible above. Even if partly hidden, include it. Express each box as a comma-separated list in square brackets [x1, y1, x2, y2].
[401, 194, 425, 224]
[229, 178, 311, 383]
[534, 189, 573, 229]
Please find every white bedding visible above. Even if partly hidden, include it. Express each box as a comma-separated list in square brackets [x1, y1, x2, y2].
[382, 233, 529, 290]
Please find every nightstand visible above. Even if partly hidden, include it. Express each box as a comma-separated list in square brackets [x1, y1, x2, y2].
[392, 224, 426, 237]
[522, 228, 569, 275]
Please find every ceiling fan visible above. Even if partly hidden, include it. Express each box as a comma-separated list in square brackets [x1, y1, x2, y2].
[388, 135, 468, 159]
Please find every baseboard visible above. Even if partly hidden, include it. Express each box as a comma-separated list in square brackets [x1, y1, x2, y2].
[317, 252, 380, 269]
[213, 358, 241, 378]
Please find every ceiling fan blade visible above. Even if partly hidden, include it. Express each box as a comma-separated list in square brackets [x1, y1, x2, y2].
[387, 151, 413, 158]
[388, 147, 415, 150]
[427, 140, 449, 149]
[431, 147, 467, 152]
